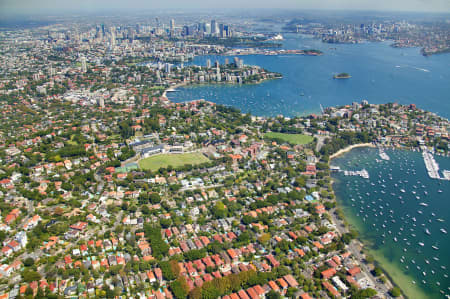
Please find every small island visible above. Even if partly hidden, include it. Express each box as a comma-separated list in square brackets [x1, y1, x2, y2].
[302, 49, 324, 56]
[333, 72, 351, 79]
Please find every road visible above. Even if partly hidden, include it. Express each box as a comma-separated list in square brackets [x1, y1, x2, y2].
[330, 208, 348, 235]
[315, 135, 328, 152]
[180, 183, 224, 192]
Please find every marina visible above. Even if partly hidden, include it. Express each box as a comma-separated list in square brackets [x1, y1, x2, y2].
[379, 147, 390, 160]
[443, 170, 450, 180]
[343, 169, 370, 179]
[332, 147, 450, 299]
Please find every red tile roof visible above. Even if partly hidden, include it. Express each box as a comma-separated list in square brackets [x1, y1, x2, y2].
[321, 268, 337, 280]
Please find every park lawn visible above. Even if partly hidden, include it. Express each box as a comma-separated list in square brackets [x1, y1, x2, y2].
[138, 153, 210, 171]
[264, 132, 313, 145]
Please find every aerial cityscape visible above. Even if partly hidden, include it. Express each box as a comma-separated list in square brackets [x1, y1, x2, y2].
[0, 1, 449, 299]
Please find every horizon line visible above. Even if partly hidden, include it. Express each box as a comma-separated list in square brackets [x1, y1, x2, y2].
[1, 7, 450, 17]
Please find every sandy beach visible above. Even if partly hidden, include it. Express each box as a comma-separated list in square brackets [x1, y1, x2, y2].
[329, 143, 376, 160]
[162, 82, 188, 98]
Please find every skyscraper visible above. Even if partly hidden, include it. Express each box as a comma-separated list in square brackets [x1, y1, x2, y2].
[182, 25, 190, 36]
[198, 22, 207, 33]
[170, 19, 175, 30]
[238, 59, 244, 69]
[165, 63, 171, 74]
[205, 23, 211, 34]
[216, 66, 221, 82]
[48, 65, 55, 77]
[81, 56, 87, 73]
[110, 29, 116, 47]
[98, 97, 105, 108]
[224, 25, 230, 37]
[219, 24, 225, 38]
[211, 20, 217, 35]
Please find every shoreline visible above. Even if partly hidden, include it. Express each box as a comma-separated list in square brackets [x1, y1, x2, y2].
[334, 196, 428, 299]
[162, 76, 281, 98]
[329, 143, 376, 160]
[329, 146, 431, 299]
[162, 82, 188, 98]
[329, 187, 401, 298]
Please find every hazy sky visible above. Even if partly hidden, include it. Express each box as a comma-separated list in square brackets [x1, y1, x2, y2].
[1, 0, 450, 14]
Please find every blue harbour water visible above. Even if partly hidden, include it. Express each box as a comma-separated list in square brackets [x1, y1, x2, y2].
[331, 147, 450, 299]
[168, 34, 450, 119]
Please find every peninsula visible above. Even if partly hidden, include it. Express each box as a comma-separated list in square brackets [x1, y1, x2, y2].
[225, 48, 324, 56]
[161, 60, 282, 96]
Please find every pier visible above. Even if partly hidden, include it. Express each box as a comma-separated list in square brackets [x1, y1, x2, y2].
[330, 165, 341, 172]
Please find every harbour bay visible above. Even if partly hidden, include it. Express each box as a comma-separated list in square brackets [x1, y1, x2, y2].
[331, 147, 450, 299]
[168, 34, 450, 119]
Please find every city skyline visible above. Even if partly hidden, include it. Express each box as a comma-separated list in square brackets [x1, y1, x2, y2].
[1, 0, 450, 15]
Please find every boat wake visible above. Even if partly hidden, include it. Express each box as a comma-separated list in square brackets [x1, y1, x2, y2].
[413, 67, 430, 73]
[397, 65, 431, 73]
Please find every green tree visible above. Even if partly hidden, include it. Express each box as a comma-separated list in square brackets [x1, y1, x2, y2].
[25, 286, 33, 296]
[149, 193, 161, 204]
[267, 290, 281, 299]
[22, 269, 41, 282]
[373, 267, 383, 277]
[160, 261, 176, 280]
[390, 287, 401, 297]
[212, 202, 226, 219]
[23, 257, 35, 267]
[170, 277, 189, 299]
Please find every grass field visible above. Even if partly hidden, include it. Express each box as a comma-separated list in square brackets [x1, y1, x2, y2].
[264, 132, 314, 145]
[138, 153, 210, 171]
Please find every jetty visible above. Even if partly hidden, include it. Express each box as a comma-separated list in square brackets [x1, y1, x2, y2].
[330, 165, 341, 172]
